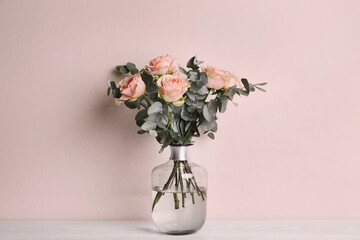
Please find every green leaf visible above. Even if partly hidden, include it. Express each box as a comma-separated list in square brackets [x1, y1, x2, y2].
[135, 109, 148, 121]
[195, 101, 204, 109]
[189, 82, 201, 92]
[125, 100, 137, 109]
[149, 92, 158, 101]
[186, 56, 199, 70]
[185, 122, 192, 132]
[136, 119, 145, 127]
[147, 113, 160, 123]
[141, 121, 157, 131]
[249, 83, 255, 92]
[254, 82, 267, 86]
[241, 78, 250, 92]
[197, 85, 208, 95]
[134, 98, 141, 109]
[216, 95, 228, 113]
[137, 130, 147, 134]
[209, 99, 217, 116]
[254, 85, 266, 92]
[186, 91, 196, 101]
[179, 67, 188, 76]
[179, 120, 185, 135]
[149, 130, 158, 137]
[199, 120, 216, 132]
[110, 81, 117, 90]
[207, 132, 215, 140]
[126, 62, 136, 70]
[118, 65, 129, 74]
[203, 105, 213, 122]
[198, 72, 208, 86]
[148, 102, 163, 115]
[225, 87, 236, 100]
[141, 71, 157, 92]
[130, 68, 139, 75]
[107, 87, 111, 96]
[189, 70, 198, 82]
[113, 88, 121, 98]
[211, 122, 218, 132]
[194, 57, 204, 65]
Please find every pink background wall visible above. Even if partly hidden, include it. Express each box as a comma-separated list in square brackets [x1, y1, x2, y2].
[1, 0, 360, 220]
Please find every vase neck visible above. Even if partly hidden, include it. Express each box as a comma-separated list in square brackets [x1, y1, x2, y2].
[169, 145, 190, 161]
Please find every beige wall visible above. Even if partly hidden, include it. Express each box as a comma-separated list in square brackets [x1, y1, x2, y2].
[0, 0, 360, 219]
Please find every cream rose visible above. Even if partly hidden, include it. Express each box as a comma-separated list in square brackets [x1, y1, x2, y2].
[148, 54, 179, 76]
[157, 73, 190, 106]
[118, 73, 146, 101]
[224, 71, 243, 89]
[204, 66, 227, 90]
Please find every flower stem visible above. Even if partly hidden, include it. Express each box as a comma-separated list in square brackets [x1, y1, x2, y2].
[151, 161, 177, 212]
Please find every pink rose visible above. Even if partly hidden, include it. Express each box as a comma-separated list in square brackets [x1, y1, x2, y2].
[157, 73, 190, 106]
[148, 54, 179, 76]
[204, 66, 227, 90]
[224, 71, 243, 89]
[118, 73, 146, 100]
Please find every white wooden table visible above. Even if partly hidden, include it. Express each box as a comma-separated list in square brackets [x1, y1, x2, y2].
[1, 221, 360, 240]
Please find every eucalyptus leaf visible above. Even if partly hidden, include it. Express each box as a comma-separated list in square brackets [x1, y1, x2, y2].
[110, 81, 116, 90]
[119, 65, 129, 74]
[199, 120, 216, 132]
[189, 71, 198, 82]
[203, 105, 213, 121]
[149, 130, 158, 137]
[147, 113, 160, 123]
[187, 56, 199, 70]
[126, 62, 136, 70]
[136, 119, 145, 127]
[130, 68, 139, 75]
[211, 122, 218, 132]
[149, 92, 158, 101]
[148, 102, 163, 115]
[141, 121, 157, 131]
[179, 67, 188, 76]
[197, 85, 208, 95]
[241, 78, 250, 92]
[185, 122, 192, 132]
[195, 94, 207, 100]
[198, 72, 208, 86]
[217, 95, 228, 113]
[254, 82, 267, 86]
[185, 97, 195, 106]
[187, 105, 197, 113]
[254, 85, 266, 92]
[195, 101, 204, 109]
[209, 99, 217, 116]
[186, 91, 196, 101]
[207, 132, 215, 140]
[113, 88, 121, 98]
[135, 109, 148, 121]
[179, 120, 185, 135]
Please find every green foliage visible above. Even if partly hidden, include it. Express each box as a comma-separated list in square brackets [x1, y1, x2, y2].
[115, 62, 139, 75]
[109, 55, 267, 152]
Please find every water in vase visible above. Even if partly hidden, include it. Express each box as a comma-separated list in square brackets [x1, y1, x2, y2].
[152, 186, 207, 234]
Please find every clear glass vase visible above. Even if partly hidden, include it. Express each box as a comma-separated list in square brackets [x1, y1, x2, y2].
[151, 145, 208, 235]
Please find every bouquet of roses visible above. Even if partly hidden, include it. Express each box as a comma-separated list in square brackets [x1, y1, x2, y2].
[108, 54, 266, 153]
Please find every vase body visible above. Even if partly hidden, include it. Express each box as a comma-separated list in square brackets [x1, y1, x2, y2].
[151, 145, 208, 235]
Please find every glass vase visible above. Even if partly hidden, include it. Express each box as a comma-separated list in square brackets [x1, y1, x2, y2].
[151, 145, 208, 235]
